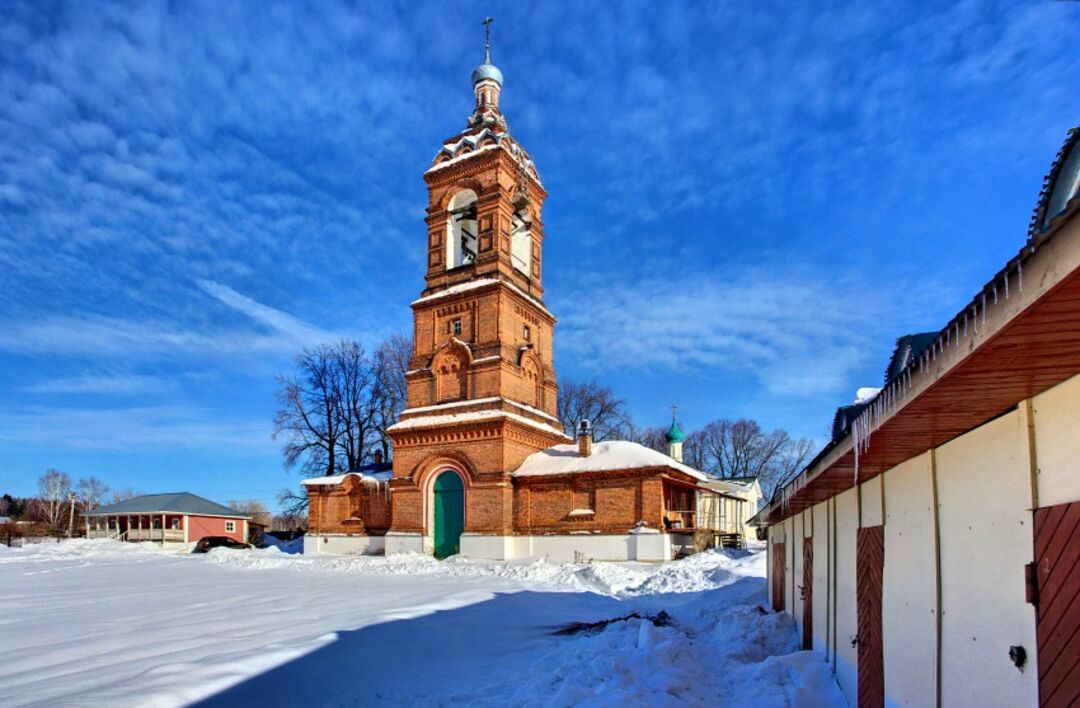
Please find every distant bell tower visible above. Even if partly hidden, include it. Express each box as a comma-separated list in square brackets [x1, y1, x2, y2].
[386, 21, 568, 555]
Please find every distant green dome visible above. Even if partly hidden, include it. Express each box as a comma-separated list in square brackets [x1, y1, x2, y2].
[665, 419, 685, 443]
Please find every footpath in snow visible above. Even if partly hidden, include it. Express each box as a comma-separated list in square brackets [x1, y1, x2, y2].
[0, 540, 844, 707]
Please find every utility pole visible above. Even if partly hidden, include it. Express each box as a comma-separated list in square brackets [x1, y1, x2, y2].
[67, 491, 77, 539]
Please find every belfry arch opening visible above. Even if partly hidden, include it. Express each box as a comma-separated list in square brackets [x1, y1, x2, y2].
[446, 189, 478, 269]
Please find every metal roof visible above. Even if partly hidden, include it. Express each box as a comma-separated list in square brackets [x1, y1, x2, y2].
[83, 493, 249, 518]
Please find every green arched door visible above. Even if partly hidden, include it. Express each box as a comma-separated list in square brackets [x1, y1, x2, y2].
[433, 471, 464, 559]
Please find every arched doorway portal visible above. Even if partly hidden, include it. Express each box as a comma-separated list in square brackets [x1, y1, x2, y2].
[433, 471, 464, 559]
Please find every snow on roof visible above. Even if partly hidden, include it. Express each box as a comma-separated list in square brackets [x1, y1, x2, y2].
[854, 387, 881, 404]
[301, 473, 360, 486]
[400, 397, 561, 425]
[424, 143, 500, 174]
[301, 470, 393, 487]
[387, 409, 568, 438]
[702, 478, 760, 498]
[412, 278, 552, 317]
[513, 441, 709, 481]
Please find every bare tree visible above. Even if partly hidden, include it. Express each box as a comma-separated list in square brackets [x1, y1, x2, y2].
[683, 418, 816, 497]
[275, 343, 344, 476]
[768, 436, 816, 497]
[110, 487, 140, 504]
[76, 477, 110, 511]
[229, 500, 273, 542]
[557, 379, 633, 441]
[275, 336, 412, 477]
[334, 340, 381, 472]
[38, 469, 71, 530]
[373, 334, 411, 460]
[275, 488, 309, 531]
[696, 420, 789, 479]
[624, 424, 669, 453]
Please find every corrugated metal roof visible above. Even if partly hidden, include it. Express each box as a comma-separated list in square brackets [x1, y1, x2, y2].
[83, 493, 249, 518]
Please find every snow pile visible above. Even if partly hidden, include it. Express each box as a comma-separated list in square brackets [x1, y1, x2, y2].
[200, 543, 759, 599]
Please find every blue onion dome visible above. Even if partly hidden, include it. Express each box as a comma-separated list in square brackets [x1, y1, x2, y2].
[665, 419, 686, 444]
[471, 62, 503, 86]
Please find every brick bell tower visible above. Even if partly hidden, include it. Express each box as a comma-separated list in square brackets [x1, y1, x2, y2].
[385, 23, 570, 556]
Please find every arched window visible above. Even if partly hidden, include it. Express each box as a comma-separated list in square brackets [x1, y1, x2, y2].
[446, 189, 478, 269]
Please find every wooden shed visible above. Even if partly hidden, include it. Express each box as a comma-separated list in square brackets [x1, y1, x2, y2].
[753, 127, 1080, 707]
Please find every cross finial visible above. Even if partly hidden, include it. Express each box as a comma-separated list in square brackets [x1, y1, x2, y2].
[671, 404, 678, 421]
[482, 17, 494, 63]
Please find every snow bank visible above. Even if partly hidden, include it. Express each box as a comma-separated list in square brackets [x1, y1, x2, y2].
[200, 542, 759, 598]
[0, 540, 844, 707]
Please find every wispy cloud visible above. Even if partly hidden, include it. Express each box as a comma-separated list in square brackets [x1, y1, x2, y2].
[20, 372, 175, 396]
[554, 264, 943, 397]
[196, 279, 337, 346]
[0, 404, 270, 452]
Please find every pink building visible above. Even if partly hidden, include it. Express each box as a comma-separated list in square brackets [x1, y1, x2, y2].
[83, 492, 249, 545]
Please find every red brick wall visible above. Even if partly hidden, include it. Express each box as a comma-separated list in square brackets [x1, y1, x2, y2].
[512, 469, 688, 536]
[306, 477, 392, 536]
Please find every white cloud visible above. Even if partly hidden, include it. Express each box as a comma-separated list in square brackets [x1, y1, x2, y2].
[0, 404, 270, 452]
[20, 372, 175, 396]
[553, 265, 929, 397]
[196, 279, 336, 347]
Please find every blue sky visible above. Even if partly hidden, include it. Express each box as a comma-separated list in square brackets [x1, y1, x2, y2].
[1, 1, 1077, 509]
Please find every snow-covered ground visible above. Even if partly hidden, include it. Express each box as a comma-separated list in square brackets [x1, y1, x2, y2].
[0, 540, 844, 707]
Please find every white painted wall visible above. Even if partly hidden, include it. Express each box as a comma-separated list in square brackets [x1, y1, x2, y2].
[304, 534, 385, 556]
[936, 409, 1038, 707]
[860, 476, 884, 528]
[833, 487, 860, 705]
[812, 501, 830, 654]
[785, 516, 797, 614]
[881, 453, 937, 708]
[456, 533, 677, 562]
[791, 512, 805, 645]
[1033, 372, 1080, 507]
[384, 531, 424, 555]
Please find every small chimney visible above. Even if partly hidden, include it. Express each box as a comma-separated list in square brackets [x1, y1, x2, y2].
[373, 451, 384, 465]
[577, 419, 592, 457]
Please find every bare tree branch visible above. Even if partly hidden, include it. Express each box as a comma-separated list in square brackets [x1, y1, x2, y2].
[556, 379, 632, 441]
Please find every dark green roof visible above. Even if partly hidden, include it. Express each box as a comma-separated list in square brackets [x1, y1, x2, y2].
[84, 493, 248, 518]
[665, 418, 686, 443]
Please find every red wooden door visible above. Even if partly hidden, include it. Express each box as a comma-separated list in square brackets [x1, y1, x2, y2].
[1034, 501, 1080, 707]
[772, 541, 786, 612]
[857, 525, 885, 708]
[802, 537, 813, 650]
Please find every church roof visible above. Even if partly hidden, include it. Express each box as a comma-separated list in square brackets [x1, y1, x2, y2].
[665, 419, 685, 443]
[513, 440, 709, 481]
[471, 62, 503, 86]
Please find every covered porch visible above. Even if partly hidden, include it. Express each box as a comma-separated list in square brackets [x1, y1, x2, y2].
[85, 513, 186, 543]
